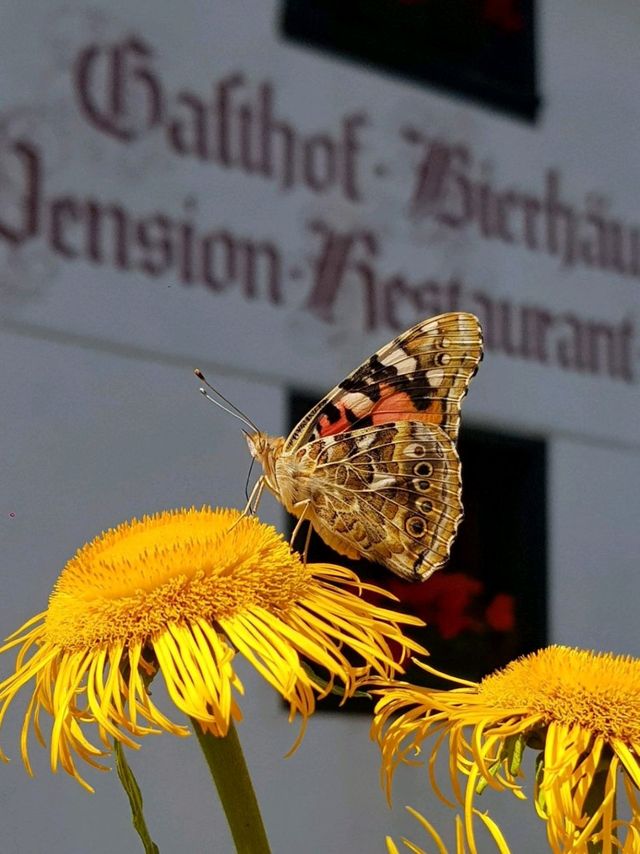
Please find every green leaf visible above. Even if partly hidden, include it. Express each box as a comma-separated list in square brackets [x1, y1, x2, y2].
[534, 750, 547, 815]
[504, 733, 526, 776]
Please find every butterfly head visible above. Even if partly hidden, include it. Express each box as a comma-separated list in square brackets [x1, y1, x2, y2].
[245, 431, 285, 493]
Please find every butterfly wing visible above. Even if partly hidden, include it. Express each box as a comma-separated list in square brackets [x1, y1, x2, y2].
[284, 312, 482, 452]
[282, 421, 463, 580]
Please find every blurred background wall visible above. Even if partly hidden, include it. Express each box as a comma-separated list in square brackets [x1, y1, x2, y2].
[1, 1, 639, 851]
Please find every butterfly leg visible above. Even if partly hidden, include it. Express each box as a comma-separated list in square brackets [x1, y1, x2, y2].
[289, 500, 312, 562]
[228, 478, 265, 534]
[301, 522, 313, 565]
[241, 477, 265, 517]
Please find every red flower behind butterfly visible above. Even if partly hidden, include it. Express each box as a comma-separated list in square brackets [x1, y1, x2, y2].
[485, 592, 515, 633]
[387, 574, 515, 640]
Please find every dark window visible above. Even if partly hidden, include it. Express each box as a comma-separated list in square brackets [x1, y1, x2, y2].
[281, 0, 540, 122]
[288, 391, 547, 708]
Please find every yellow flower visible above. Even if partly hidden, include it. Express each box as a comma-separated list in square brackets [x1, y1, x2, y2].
[385, 806, 510, 854]
[373, 647, 640, 854]
[0, 507, 423, 791]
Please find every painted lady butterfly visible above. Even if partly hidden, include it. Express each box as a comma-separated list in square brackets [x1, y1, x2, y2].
[246, 313, 483, 580]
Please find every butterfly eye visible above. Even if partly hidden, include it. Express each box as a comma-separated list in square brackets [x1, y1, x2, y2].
[414, 461, 434, 477]
[405, 516, 427, 538]
[436, 352, 451, 366]
[414, 479, 431, 494]
[418, 499, 433, 515]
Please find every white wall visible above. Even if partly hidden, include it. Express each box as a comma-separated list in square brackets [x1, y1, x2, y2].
[550, 437, 640, 656]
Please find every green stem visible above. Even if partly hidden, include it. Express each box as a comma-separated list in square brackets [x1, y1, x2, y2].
[114, 740, 160, 854]
[191, 718, 272, 854]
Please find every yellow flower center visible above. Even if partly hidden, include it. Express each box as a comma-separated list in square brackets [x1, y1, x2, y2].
[45, 507, 311, 651]
[479, 645, 640, 743]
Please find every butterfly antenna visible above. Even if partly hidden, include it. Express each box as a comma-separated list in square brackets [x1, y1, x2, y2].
[194, 369, 259, 432]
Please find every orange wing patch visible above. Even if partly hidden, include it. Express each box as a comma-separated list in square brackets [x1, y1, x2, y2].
[371, 384, 444, 426]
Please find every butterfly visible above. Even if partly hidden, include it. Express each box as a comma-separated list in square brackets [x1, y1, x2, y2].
[244, 313, 483, 581]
